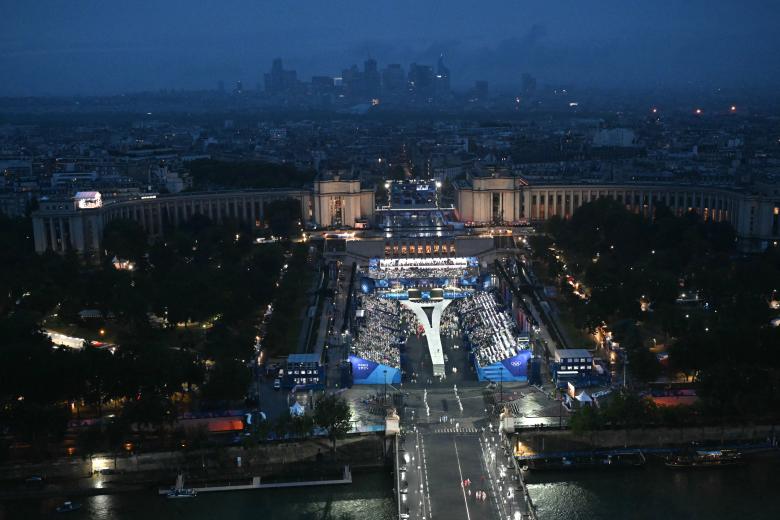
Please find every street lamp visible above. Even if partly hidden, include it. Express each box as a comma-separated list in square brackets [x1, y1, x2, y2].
[383, 369, 388, 405]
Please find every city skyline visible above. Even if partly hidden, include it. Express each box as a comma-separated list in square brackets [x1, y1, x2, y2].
[2, 0, 780, 96]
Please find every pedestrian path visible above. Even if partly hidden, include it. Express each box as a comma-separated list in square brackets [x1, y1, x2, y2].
[430, 427, 481, 434]
[400, 299, 451, 377]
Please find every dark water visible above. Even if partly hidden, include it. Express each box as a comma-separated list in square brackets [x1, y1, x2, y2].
[4, 459, 779, 519]
[525, 456, 780, 520]
[0, 470, 395, 520]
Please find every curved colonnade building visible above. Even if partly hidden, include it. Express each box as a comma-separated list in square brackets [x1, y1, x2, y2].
[32, 174, 373, 257]
[456, 172, 780, 253]
[32, 171, 779, 256]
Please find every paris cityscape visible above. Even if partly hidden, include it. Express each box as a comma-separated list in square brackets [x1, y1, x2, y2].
[1, 1, 779, 519]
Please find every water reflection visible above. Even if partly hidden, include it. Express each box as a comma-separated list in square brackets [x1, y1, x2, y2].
[3, 470, 395, 520]
[526, 457, 779, 520]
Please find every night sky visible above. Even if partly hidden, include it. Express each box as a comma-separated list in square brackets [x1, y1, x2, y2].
[1, 0, 779, 95]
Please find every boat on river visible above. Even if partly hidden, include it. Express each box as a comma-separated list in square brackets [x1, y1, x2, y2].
[522, 450, 646, 470]
[166, 488, 198, 498]
[665, 449, 744, 468]
[55, 501, 82, 513]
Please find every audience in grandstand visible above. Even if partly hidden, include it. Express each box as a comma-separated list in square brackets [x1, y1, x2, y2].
[367, 257, 476, 283]
[351, 295, 417, 369]
[458, 291, 525, 366]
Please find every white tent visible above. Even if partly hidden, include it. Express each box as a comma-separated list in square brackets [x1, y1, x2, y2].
[289, 402, 305, 417]
[575, 392, 593, 405]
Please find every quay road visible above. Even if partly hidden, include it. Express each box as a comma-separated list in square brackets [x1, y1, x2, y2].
[398, 382, 533, 520]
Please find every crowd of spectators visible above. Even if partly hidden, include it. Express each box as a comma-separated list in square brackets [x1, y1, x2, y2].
[367, 257, 477, 283]
[458, 291, 527, 366]
[368, 266, 471, 282]
[440, 304, 461, 339]
[351, 294, 417, 368]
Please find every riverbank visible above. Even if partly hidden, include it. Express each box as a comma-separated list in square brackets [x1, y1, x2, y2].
[0, 435, 389, 501]
[514, 423, 780, 454]
[0, 468, 396, 520]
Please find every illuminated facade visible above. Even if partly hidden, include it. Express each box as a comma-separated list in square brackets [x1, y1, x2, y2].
[456, 173, 780, 252]
[312, 173, 375, 228]
[31, 171, 779, 256]
[33, 189, 312, 255]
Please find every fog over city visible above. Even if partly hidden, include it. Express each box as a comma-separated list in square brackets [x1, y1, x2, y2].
[2, 0, 780, 95]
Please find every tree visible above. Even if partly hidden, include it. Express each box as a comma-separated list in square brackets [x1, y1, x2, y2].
[313, 393, 352, 452]
[274, 412, 292, 439]
[121, 393, 176, 434]
[569, 405, 603, 434]
[102, 219, 147, 261]
[187, 159, 316, 190]
[76, 423, 104, 461]
[265, 198, 302, 238]
[105, 416, 131, 469]
[290, 414, 314, 438]
[201, 359, 250, 403]
[669, 335, 706, 381]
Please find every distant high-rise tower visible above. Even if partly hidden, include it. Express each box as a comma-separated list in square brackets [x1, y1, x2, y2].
[264, 58, 298, 95]
[364, 58, 381, 100]
[435, 54, 451, 96]
[382, 64, 406, 97]
[217, 80, 225, 93]
[233, 80, 243, 95]
[408, 63, 434, 99]
[341, 64, 362, 99]
[521, 73, 537, 97]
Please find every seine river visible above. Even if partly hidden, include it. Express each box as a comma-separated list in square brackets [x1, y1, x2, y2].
[525, 455, 779, 520]
[0, 470, 396, 520]
[2, 458, 778, 519]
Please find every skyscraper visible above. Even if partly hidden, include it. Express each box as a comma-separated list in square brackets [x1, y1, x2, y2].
[408, 63, 434, 100]
[341, 64, 363, 99]
[474, 80, 489, 101]
[364, 58, 381, 100]
[435, 54, 451, 96]
[521, 73, 537, 97]
[264, 58, 298, 95]
[382, 64, 406, 98]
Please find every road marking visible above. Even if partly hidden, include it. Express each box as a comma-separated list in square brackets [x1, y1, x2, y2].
[453, 437, 472, 520]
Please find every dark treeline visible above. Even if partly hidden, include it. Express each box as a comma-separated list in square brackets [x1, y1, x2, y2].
[187, 159, 316, 190]
[532, 198, 780, 422]
[0, 214, 313, 459]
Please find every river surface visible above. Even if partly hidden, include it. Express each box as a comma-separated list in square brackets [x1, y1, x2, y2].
[525, 455, 779, 520]
[0, 470, 396, 520]
[2, 458, 778, 519]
